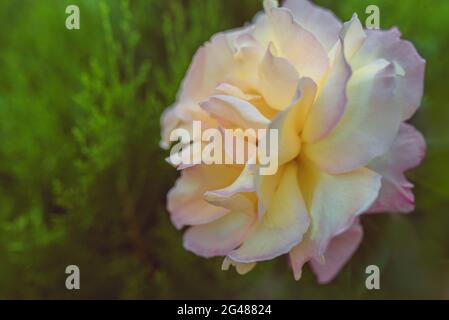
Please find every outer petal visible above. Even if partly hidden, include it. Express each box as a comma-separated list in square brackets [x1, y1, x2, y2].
[180, 33, 235, 102]
[351, 28, 426, 120]
[255, 3, 329, 84]
[184, 211, 256, 258]
[298, 159, 380, 255]
[302, 40, 351, 143]
[283, 0, 342, 51]
[310, 221, 364, 284]
[160, 33, 236, 148]
[368, 123, 426, 213]
[289, 233, 316, 280]
[229, 162, 310, 263]
[303, 59, 402, 174]
[167, 165, 242, 229]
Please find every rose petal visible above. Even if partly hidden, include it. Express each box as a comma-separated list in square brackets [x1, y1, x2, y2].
[368, 123, 426, 213]
[229, 162, 310, 262]
[297, 159, 380, 255]
[310, 221, 364, 284]
[204, 162, 257, 214]
[222, 257, 257, 275]
[269, 77, 317, 166]
[303, 58, 402, 174]
[284, 0, 342, 51]
[302, 39, 351, 143]
[254, 163, 285, 220]
[160, 29, 255, 148]
[255, 4, 329, 84]
[200, 95, 269, 130]
[180, 33, 235, 102]
[258, 46, 299, 111]
[184, 211, 256, 258]
[289, 233, 316, 281]
[351, 28, 426, 120]
[215, 83, 259, 101]
[167, 165, 242, 229]
[339, 14, 366, 61]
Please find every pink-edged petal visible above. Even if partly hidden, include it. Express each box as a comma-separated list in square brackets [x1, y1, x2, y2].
[255, 3, 329, 84]
[229, 162, 310, 263]
[302, 40, 351, 143]
[180, 33, 235, 102]
[298, 159, 380, 255]
[368, 123, 426, 213]
[289, 233, 316, 280]
[283, 0, 342, 51]
[304, 59, 402, 174]
[310, 221, 363, 284]
[222, 257, 256, 275]
[161, 29, 257, 148]
[351, 28, 426, 120]
[258, 46, 299, 111]
[167, 165, 242, 229]
[200, 95, 269, 130]
[184, 211, 256, 258]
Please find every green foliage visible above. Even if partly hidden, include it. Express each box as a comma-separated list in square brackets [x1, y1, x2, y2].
[0, 0, 448, 299]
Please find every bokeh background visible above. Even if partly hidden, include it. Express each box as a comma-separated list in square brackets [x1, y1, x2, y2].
[0, 0, 448, 299]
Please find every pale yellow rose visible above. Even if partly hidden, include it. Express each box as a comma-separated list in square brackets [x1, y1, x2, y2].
[161, 0, 425, 282]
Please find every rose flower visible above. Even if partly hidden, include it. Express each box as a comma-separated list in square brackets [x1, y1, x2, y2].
[160, 0, 425, 283]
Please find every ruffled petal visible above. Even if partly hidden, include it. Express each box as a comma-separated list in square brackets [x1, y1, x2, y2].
[200, 95, 269, 129]
[368, 123, 426, 213]
[258, 46, 299, 111]
[167, 165, 242, 229]
[302, 39, 351, 143]
[269, 77, 317, 166]
[283, 0, 342, 51]
[204, 162, 257, 214]
[161, 29, 258, 148]
[351, 28, 426, 120]
[180, 33, 235, 102]
[297, 159, 380, 255]
[255, 2, 329, 84]
[222, 257, 256, 275]
[289, 233, 316, 280]
[184, 211, 256, 257]
[304, 58, 402, 174]
[229, 162, 310, 262]
[310, 221, 363, 284]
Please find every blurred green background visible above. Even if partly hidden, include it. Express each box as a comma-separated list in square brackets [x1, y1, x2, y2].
[0, 0, 448, 299]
